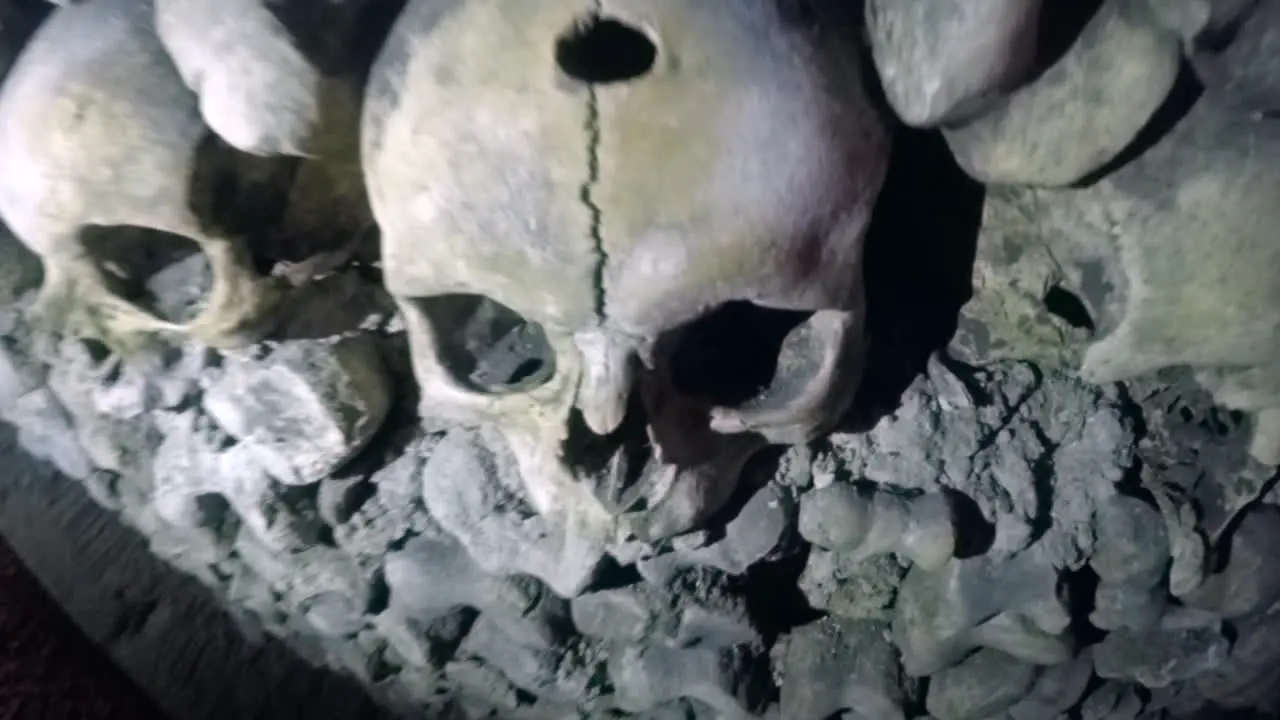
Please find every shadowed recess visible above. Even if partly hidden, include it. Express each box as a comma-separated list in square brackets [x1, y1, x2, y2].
[555, 15, 657, 84]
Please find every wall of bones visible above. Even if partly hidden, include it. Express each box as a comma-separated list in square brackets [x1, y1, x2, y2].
[0, 0, 1278, 718]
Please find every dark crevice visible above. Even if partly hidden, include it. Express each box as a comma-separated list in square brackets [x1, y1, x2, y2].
[190, 134, 299, 244]
[583, 558, 643, 594]
[1033, 0, 1105, 77]
[1062, 564, 1107, 648]
[349, 0, 413, 83]
[1207, 468, 1280, 572]
[80, 338, 115, 366]
[701, 448, 788, 539]
[1192, 0, 1262, 53]
[581, 78, 606, 320]
[365, 568, 390, 615]
[970, 363, 1045, 457]
[1221, 618, 1240, 647]
[1028, 424, 1061, 543]
[841, 124, 985, 433]
[741, 545, 825, 645]
[1044, 284, 1096, 331]
[262, 0, 359, 77]
[945, 488, 996, 558]
[901, 677, 931, 720]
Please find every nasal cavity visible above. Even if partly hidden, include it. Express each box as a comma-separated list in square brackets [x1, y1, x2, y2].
[555, 14, 657, 84]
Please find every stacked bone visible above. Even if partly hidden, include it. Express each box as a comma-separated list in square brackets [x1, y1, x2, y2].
[0, 0, 1277, 718]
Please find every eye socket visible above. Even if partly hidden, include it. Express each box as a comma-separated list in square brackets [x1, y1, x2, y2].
[665, 301, 812, 408]
[411, 294, 557, 394]
[81, 225, 212, 324]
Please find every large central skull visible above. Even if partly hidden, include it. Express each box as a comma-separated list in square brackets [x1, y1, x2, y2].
[364, 0, 890, 545]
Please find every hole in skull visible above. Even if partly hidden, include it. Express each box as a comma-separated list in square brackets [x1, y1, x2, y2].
[1074, 60, 1204, 187]
[555, 15, 657, 84]
[1042, 284, 1095, 331]
[415, 294, 556, 393]
[80, 226, 212, 324]
[667, 301, 813, 409]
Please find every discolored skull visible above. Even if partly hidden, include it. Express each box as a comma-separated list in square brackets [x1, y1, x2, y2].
[0, 0, 284, 353]
[363, 0, 890, 546]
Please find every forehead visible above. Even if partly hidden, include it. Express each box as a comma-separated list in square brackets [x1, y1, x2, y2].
[374, 0, 601, 327]
[376, 0, 872, 331]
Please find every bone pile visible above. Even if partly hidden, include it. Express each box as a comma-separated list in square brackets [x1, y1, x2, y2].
[0, 0, 1278, 718]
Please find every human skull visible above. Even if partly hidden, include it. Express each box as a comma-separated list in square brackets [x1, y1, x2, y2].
[363, 0, 890, 545]
[0, 0, 284, 353]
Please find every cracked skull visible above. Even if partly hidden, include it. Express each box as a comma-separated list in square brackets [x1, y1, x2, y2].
[363, 0, 890, 543]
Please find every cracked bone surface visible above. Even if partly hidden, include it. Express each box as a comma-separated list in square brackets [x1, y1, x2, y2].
[0, 0, 284, 353]
[362, 0, 890, 555]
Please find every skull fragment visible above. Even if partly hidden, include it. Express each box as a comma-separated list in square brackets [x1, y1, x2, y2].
[364, 0, 891, 548]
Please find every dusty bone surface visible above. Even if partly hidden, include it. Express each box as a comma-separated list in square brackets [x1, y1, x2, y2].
[1, 1, 1280, 719]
